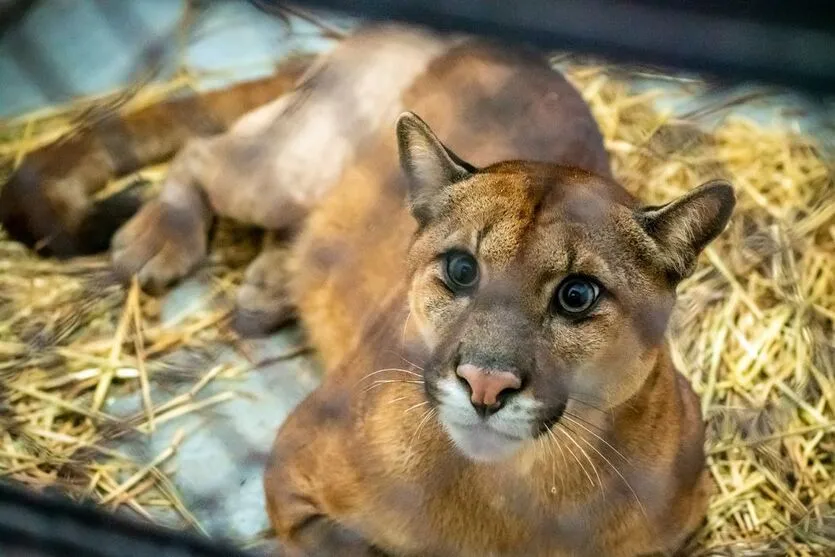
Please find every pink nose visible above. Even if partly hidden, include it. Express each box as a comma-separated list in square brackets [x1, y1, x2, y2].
[456, 364, 522, 410]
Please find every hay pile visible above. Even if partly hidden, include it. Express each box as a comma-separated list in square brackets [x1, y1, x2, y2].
[1, 58, 833, 554]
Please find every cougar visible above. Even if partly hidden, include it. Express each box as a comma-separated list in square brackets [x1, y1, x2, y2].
[2, 24, 734, 556]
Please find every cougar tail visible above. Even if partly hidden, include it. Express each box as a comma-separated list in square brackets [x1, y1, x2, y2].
[0, 165, 148, 257]
[0, 55, 312, 258]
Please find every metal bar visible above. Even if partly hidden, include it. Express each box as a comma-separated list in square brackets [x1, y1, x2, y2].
[0, 481, 259, 557]
[291, 0, 835, 97]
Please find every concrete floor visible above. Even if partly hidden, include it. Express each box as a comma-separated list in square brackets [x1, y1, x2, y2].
[0, 0, 351, 118]
[2, 0, 832, 550]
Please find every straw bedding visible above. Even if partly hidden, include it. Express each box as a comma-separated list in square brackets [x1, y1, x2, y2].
[0, 57, 833, 555]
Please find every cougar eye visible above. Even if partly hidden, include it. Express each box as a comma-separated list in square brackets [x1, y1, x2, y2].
[553, 277, 600, 317]
[444, 252, 479, 291]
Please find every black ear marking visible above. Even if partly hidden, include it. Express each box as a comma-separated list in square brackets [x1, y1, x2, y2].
[395, 111, 476, 225]
[636, 179, 736, 282]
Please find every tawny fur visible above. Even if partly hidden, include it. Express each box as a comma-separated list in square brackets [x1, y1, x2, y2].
[257, 26, 729, 557]
[1, 24, 735, 557]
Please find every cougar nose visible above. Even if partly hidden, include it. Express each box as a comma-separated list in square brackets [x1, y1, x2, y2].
[456, 364, 522, 416]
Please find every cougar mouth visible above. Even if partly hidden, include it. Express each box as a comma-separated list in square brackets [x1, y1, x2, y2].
[442, 420, 525, 462]
[431, 376, 546, 462]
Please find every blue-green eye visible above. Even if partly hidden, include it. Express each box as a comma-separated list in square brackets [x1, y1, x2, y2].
[445, 252, 479, 290]
[553, 277, 600, 316]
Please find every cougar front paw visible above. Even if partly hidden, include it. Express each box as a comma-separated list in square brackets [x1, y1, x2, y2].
[111, 199, 208, 293]
[233, 246, 296, 337]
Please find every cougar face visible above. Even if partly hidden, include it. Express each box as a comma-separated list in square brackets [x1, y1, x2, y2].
[396, 112, 734, 463]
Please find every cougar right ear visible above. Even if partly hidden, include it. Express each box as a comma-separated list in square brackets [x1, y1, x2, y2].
[396, 112, 476, 225]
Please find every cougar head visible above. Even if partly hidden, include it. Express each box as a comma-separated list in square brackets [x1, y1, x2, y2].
[396, 111, 734, 463]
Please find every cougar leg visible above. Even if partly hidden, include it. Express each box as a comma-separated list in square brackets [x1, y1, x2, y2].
[110, 136, 215, 293]
[233, 237, 297, 337]
[110, 89, 317, 293]
[279, 516, 389, 557]
[265, 422, 389, 557]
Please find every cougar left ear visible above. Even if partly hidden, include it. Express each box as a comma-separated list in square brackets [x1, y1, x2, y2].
[636, 179, 736, 282]
[396, 112, 476, 225]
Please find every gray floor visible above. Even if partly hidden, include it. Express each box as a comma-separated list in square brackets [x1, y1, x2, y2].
[2, 0, 833, 549]
[0, 0, 352, 118]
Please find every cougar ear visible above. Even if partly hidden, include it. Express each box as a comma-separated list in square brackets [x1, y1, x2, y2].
[636, 179, 736, 282]
[396, 111, 476, 225]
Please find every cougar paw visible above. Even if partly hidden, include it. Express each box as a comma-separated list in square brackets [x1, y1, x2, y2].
[233, 248, 296, 337]
[111, 199, 207, 293]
